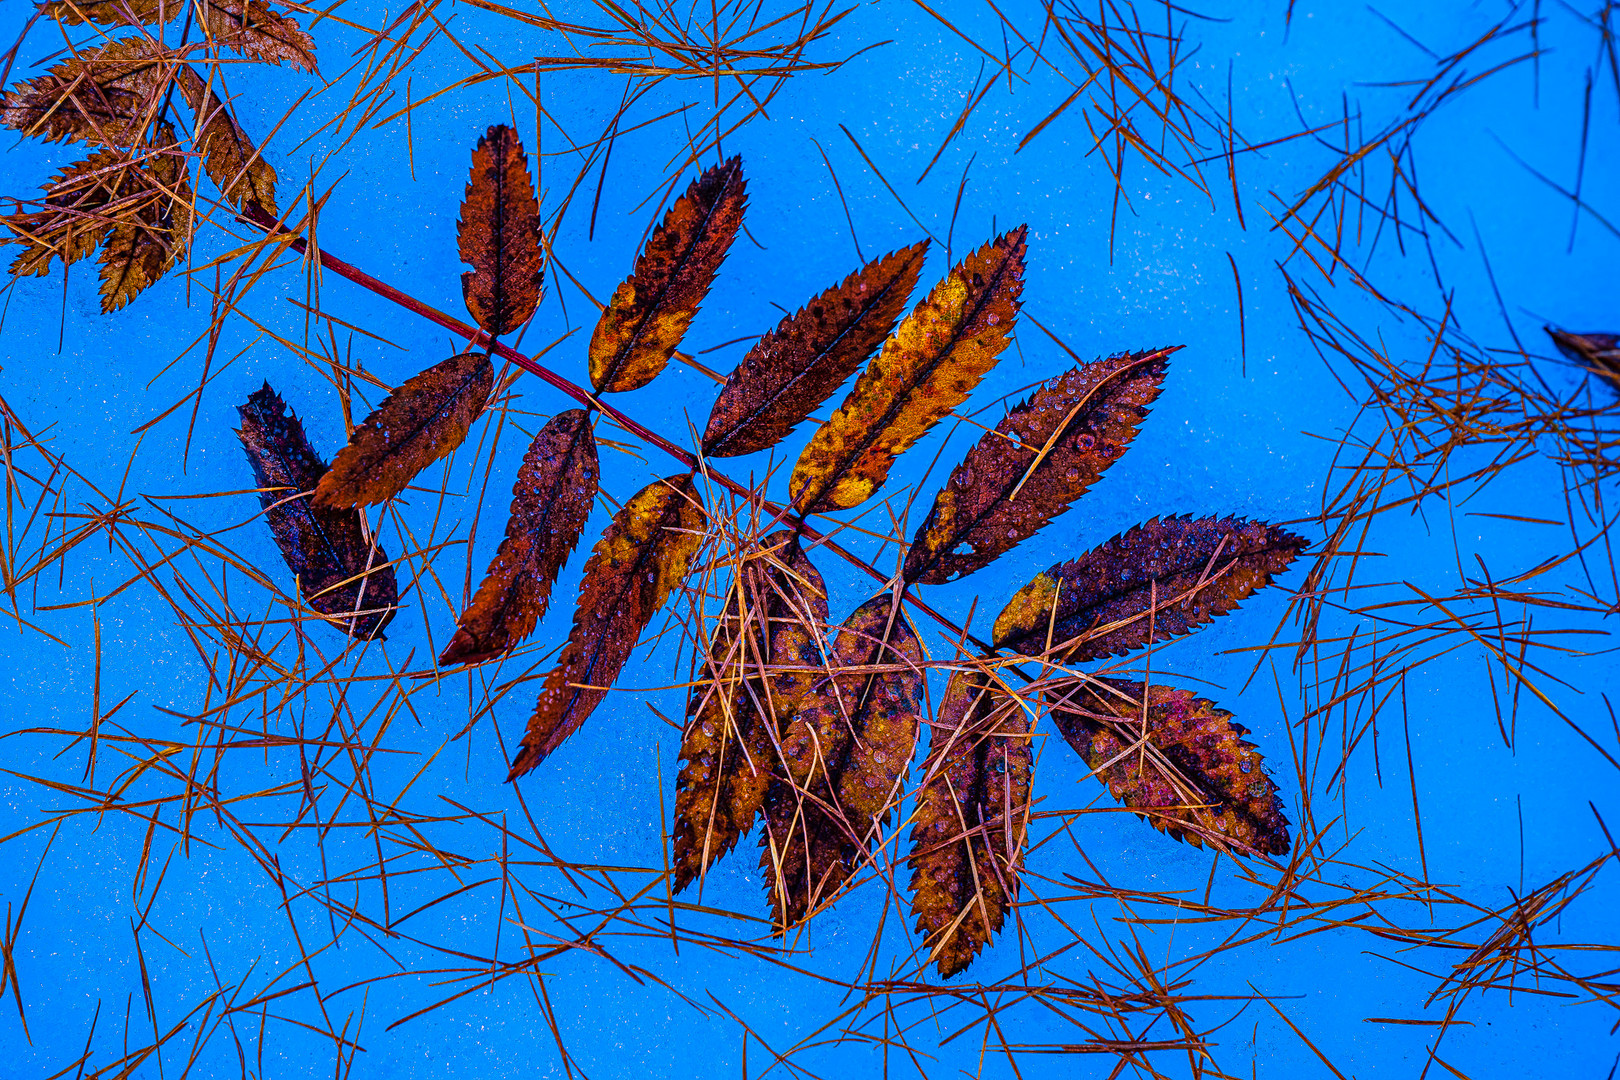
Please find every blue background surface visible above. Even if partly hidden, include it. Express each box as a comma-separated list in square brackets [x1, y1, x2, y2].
[1, 0, 1617, 1075]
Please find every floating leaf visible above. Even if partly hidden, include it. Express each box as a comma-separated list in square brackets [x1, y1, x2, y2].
[439, 409, 598, 667]
[509, 473, 706, 778]
[459, 124, 544, 337]
[97, 129, 190, 313]
[790, 227, 1027, 515]
[315, 351, 494, 509]
[908, 670, 1031, 978]
[702, 242, 929, 458]
[672, 533, 828, 892]
[177, 66, 278, 215]
[1045, 677, 1289, 856]
[196, 0, 317, 72]
[904, 348, 1173, 585]
[760, 594, 923, 930]
[5, 149, 145, 278]
[42, 0, 317, 71]
[589, 157, 746, 394]
[236, 382, 398, 639]
[1547, 327, 1620, 391]
[1, 37, 170, 148]
[992, 515, 1306, 661]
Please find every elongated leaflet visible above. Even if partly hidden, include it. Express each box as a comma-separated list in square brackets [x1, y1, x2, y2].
[672, 532, 828, 891]
[760, 594, 924, 930]
[703, 242, 928, 458]
[590, 157, 746, 394]
[440, 409, 598, 666]
[459, 125, 544, 337]
[789, 227, 1027, 515]
[236, 383, 398, 639]
[904, 348, 1173, 584]
[908, 670, 1032, 977]
[1045, 677, 1290, 856]
[992, 515, 1306, 661]
[315, 351, 494, 509]
[509, 473, 706, 778]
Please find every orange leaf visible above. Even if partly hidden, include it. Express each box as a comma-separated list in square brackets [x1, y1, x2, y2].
[589, 157, 746, 394]
[789, 227, 1027, 515]
[509, 473, 706, 778]
[440, 409, 598, 666]
[458, 124, 544, 337]
[314, 351, 494, 509]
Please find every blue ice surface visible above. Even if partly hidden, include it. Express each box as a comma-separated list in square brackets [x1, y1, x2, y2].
[0, 0, 1616, 1076]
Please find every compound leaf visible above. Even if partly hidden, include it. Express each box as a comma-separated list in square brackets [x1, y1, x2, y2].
[1045, 677, 1290, 856]
[992, 515, 1306, 661]
[459, 124, 544, 337]
[760, 594, 923, 931]
[589, 157, 746, 394]
[908, 670, 1032, 978]
[236, 382, 398, 639]
[790, 227, 1026, 515]
[315, 350, 494, 509]
[672, 532, 828, 892]
[509, 473, 706, 778]
[702, 242, 928, 458]
[440, 408, 598, 667]
[904, 347, 1173, 585]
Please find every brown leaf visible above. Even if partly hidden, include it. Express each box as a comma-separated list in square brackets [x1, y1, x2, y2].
[314, 351, 494, 509]
[97, 130, 190, 313]
[41, 0, 168, 24]
[908, 670, 1031, 978]
[1, 37, 171, 148]
[992, 515, 1306, 661]
[701, 242, 929, 458]
[458, 124, 544, 337]
[236, 382, 398, 639]
[43, 0, 316, 70]
[1045, 677, 1290, 856]
[904, 348, 1173, 585]
[760, 594, 923, 930]
[176, 66, 278, 215]
[1547, 327, 1620, 392]
[589, 157, 746, 394]
[509, 473, 706, 778]
[439, 409, 598, 666]
[196, 0, 318, 72]
[789, 227, 1027, 515]
[5, 149, 146, 278]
